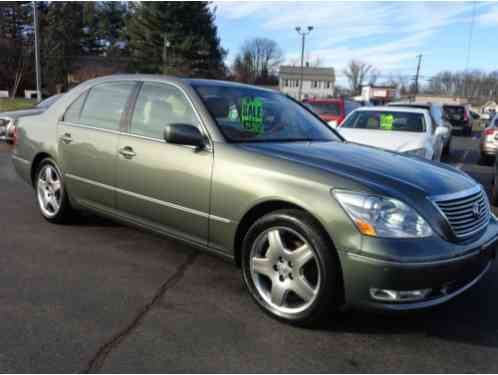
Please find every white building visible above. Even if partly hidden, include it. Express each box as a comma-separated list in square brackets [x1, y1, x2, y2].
[279, 66, 335, 100]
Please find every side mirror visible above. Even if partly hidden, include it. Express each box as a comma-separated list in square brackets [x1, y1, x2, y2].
[163, 124, 205, 148]
[435, 126, 448, 137]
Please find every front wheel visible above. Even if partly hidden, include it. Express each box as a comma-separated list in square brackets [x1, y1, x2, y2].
[35, 159, 74, 223]
[241, 209, 342, 326]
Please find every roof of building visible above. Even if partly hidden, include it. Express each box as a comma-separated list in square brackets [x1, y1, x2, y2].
[279, 65, 335, 81]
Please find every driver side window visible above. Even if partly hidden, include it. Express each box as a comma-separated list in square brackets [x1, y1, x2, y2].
[130, 82, 200, 139]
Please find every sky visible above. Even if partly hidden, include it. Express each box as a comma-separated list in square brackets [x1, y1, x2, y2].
[212, 1, 498, 86]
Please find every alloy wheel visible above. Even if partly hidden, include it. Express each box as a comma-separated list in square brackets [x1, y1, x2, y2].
[37, 164, 62, 218]
[249, 226, 321, 315]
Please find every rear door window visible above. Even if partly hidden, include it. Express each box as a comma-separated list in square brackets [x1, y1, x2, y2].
[64, 92, 87, 123]
[79, 82, 136, 131]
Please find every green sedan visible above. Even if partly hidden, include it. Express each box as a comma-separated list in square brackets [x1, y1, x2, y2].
[8, 75, 497, 326]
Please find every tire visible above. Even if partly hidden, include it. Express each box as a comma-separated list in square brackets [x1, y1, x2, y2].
[35, 158, 74, 224]
[464, 126, 472, 137]
[241, 209, 342, 327]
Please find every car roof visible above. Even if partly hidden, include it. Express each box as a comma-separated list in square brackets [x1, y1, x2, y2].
[355, 106, 429, 114]
[389, 101, 434, 108]
[75, 74, 279, 94]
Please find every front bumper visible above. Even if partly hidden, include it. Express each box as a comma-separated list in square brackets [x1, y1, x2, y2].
[339, 221, 498, 311]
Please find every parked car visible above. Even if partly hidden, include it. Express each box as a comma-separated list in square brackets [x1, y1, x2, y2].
[7, 75, 497, 326]
[388, 101, 453, 156]
[337, 106, 447, 161]
[443, 104, 473, 136]
[0, 94, 62, 143]
[479, 113, 498, 164]
[303, 98, 361, 128]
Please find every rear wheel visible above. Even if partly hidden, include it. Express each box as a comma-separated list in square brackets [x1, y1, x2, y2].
[241, 209, 342, 326]
[35, 159, 74, 223]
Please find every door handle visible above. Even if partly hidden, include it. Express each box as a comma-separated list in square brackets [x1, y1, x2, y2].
[119, 146, 136, 159]
[59, 133, 72, 144]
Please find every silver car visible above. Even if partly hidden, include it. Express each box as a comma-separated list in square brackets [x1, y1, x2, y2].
[479, 113, 498, 164]
[0, 94, 62, 143]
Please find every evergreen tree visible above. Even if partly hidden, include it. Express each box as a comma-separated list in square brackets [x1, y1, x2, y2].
[40, 2, 84, 91]
[126, 2, 226, 78]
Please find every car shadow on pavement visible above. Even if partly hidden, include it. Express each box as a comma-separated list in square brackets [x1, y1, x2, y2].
[322, 270, 498, 349]
[71, 212, 121, 228]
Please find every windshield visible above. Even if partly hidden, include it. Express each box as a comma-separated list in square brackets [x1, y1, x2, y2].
[192, 84, 340, 143]
[305, 102, 341, 116]
[37, 94, 61, 108]
[342, 110, 426, 133]
[444, 105, 465, 120]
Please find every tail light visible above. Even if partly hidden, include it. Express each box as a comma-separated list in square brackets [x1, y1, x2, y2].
[337, 116, 345, 127]
[484, 128, 496, 136]
[11, 124, 17, 145]
[463, 110, 469, 122]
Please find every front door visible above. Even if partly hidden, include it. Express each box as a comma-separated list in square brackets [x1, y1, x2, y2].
[58, 81, 137, 211]
[115, 82, 212, 246]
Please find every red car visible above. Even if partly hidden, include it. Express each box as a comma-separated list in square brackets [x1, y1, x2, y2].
[303, 98, 361, 127]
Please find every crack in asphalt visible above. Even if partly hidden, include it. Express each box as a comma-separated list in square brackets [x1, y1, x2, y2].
[82, 251, 199, 373]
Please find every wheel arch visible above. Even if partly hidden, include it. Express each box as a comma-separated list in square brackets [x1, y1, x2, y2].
[30, 152, 53, 187]
[233, 199, 338, 267]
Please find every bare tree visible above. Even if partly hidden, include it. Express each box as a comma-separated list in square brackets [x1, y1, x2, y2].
[232, 37, 284, 84]
[342, 60, 372, 95]
[368, 68, 381, 85]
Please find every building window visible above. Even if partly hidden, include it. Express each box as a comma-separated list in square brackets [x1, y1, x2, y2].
[284, 79, 289, 87]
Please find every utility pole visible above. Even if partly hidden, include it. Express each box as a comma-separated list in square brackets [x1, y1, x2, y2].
[295, 26, 313, 101]
[33, 1, 42, 101]
[414, 53, 423, 98]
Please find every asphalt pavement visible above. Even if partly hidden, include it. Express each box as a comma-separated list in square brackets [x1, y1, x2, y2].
[1, 137, 498, 373]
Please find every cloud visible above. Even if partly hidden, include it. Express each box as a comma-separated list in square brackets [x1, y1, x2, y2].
[478, 5, 498, 26]
[213, 1, 489, 78]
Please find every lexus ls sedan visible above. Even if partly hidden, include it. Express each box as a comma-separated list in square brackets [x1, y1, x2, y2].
[7, 75, 497, 326]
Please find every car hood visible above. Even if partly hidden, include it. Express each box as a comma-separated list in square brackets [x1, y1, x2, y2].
[0, 108, 45, 119]
[337, 129, 426, 152]
[239, 141, 475, 199]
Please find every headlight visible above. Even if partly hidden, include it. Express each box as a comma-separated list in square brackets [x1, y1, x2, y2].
[403, 148, 426, 158]
[328, 120, 337, 128]
[333, 191, 433, 238]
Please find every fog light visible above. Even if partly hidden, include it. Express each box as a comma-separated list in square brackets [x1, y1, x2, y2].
[370, 288, 432, 302]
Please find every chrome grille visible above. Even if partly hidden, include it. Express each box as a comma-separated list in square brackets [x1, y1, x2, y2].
[433, 187, 490, 238]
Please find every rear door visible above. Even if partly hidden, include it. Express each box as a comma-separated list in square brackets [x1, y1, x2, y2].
[115, 81, 213, 246]
[58, 81, 137, 211]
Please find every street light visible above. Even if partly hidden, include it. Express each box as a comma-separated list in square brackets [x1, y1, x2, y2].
[295, 25, 313, 101]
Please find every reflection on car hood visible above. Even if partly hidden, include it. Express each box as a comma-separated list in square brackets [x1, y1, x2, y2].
[337, 128, 426, 152]
[0, 108, 45, 119]
[240, 141, 475, 198]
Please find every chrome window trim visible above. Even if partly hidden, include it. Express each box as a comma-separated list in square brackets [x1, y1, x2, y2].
[59, 121, 123, 136]
[65, 173, 230, 224]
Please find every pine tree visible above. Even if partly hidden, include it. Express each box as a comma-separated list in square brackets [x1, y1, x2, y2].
[126, 2, 226, 78]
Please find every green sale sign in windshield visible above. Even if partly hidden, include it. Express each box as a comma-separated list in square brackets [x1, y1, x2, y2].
[241, 98, 263, 134]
